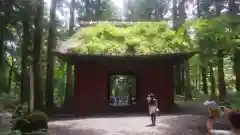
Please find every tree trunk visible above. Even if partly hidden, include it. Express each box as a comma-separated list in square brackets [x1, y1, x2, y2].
[178, 0, 186, 25]
[64, 64, 73, 106]
[144, 8, 152, 20]
[45, 0, 57, 112]
[195, 78, 197, 91]
[228, 0, 238, 15]
[184, 60, 192, 101]
[201, 66, 208, 94]
[181, 64, 185, 93]
[33, 0, 44, 111]
[85, 0, 91, 20]
[234, 48, 240, 92]
[8, 54, 15, 92]
[198, 68, 202, 91]
[194, 65, 198, 91]
[209, 64, 216, 100]
[214, 0, 223, 16]
[64, 0, 75, 107]
[228, 0, 239, 92]
[8, 66, 13, 92]
[154, 4, 158, 20]
[28, 67, 34, 113]
[172, 0, 178, 29]
[69, 0, 75, 35]
[95, 0, 101, 20]
[158, 8, 163, 20]
[21, 10, 31, 104]
[196, 0, 200, 17]
[215, 1, 225, 100]
[217, 50, 226, 100]
[0, 0, 13, 94]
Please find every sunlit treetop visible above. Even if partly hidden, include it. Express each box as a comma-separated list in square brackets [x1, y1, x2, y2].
[60, 21, 191, 55]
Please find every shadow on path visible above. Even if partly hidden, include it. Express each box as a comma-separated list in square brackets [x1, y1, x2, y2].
[49, 123, 108, 135]
[0, 102, 230, 135]
[48, 102, 211, 135]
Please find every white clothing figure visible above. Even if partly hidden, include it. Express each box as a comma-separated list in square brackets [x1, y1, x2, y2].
[147, 96, 159, 115]
[204, 100, 224, 117]
[210, 130, 234, 135]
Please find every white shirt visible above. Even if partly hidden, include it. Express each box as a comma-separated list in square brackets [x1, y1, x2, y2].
[210, 130, 234, 135]
[204, 101, 219, 109]
[204, 100, 224, 116]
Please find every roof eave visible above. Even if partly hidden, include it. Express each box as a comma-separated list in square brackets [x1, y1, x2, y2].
[53, 49, 197, 64]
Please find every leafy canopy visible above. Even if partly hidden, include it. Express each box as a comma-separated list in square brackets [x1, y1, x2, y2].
[67, 21, 190, 55]
[178, 14, 240, 64]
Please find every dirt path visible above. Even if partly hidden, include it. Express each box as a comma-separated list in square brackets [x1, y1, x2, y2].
[48, 114, 206, 135]
[1, 102, 229, 135]
[0, 111, 12, 130]
[48, 102, 209, 135]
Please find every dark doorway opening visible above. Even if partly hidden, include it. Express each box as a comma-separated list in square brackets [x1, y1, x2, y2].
[109, 74, 136, 107]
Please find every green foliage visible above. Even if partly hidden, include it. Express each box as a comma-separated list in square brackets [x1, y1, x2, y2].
[69, 22, 190, 55]
[0, 93, 19, 110]
[26, 129, 49, 135]
[179, 15, 240, 65]
[12, 105, 28, 121]
[1, 129, 48, 135]
[221, 92, 240, 109]
[1, 129, 22, 135]
[53, 60, 66, 105]
[110, 75, 136, 96]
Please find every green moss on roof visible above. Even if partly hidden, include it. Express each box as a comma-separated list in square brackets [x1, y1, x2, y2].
[65, 21, 190, 55]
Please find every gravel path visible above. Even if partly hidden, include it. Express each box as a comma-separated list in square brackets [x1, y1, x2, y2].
[1, 102, 230, 135]
[48, 114, 207, 135]
[48, 102, 209, 135]
[0, 113, 207, 135]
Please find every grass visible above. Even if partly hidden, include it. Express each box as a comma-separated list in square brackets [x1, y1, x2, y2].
[224, 92, 240, 108]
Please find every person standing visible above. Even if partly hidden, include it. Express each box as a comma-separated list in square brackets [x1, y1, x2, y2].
[128, 88, 132, 105]
[147, 93, 159, 125]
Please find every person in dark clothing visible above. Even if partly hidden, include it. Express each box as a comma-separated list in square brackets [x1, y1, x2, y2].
[128, 88, 132, 105]
[109, 97, 114, 105]
[147, 93, 159, 125]
[116, 96, 119, 105]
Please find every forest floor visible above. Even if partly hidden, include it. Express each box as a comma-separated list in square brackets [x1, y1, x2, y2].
[0, 102, 230, 135]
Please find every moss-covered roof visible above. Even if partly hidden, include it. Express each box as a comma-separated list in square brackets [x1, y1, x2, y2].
[56, 21, 191, 56]
[53, 50, 196, 64]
